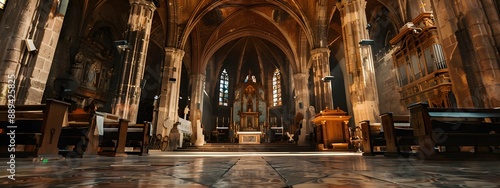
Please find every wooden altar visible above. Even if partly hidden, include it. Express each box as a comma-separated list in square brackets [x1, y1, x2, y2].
[312, 107, 351, 150]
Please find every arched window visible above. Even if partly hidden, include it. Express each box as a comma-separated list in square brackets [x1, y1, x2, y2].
[272, 69, 282, 106]
[219, 69, 229, 106]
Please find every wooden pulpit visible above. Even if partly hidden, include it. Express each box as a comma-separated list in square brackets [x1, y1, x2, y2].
[312, 107, 351, 150]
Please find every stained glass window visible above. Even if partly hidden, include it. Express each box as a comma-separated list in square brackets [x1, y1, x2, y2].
[0, 0, 7, 10]
[272, 69, 282, 106]
[219, 69, 229, 106]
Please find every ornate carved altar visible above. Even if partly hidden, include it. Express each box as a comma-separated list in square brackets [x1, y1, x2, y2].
[69, 27, 116, 109]
[232, 78, 267, 144]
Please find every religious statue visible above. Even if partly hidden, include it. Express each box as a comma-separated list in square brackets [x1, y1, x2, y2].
[235, 91, 240, 100]
[102, 68, 113, 90]
[422, 17, 434, 27]
[184, 105, 190, 119]
[247, 99, 253, 112]
[71, 52, 85, 81]
[86, 61, 100, 88]
[245, 69, 256, 83]
[247, 118, 253, 129]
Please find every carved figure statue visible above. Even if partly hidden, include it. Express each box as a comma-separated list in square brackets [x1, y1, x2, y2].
[184, 105, 190, 119]
[86, 61, 99, 87]
[245, 69, 256, 83]
[423, 17, 434, 27]
[72, 52, 85, 81]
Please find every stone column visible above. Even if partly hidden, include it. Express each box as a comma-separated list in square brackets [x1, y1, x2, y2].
[481, 0, 500, 54]
[156, 48, 184, 137]
[461, 0, 500, 107]
[189, 74, 205, 146]
[0, 0, 66, 105]
[430, 0, 474, 107]
[113, 0, 156, 122]
[311, 48, 333, 111]
[293, 73, 310, 146]
[338, 0, 380, 124]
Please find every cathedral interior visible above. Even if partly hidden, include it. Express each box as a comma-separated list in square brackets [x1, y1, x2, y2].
[1, 0, 500, 186]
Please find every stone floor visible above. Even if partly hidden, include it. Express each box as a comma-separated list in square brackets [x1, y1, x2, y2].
[1, 151, 500, 187]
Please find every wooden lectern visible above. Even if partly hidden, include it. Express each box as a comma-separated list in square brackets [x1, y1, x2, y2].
[312, 107, 351, 151]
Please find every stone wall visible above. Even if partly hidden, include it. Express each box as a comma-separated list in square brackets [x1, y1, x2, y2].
[374, 49, 407, 115]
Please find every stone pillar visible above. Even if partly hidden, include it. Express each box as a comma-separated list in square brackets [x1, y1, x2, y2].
[461, 0, 500, 107]
[311, 48, 333, 111]
[0, 0, 66, 105]
[113, 0, 156, 122]
[189, 74, 205, 146]
[430, 0, 474, 107]
[481, 0, 500, 54]
[293, 73, 310, 146]
[156, 48, 184, 137]
[338, 0, 380, 124]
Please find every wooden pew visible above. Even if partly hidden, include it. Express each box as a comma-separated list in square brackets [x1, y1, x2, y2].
[96, 114, 129, 157]
[97, 112, 151, 156]
[124, 121, 151, 156]
[408, 103, 500, 159]
[60, 112, 151, 157]
[0, 99, 69, 159]
[360, 120, 385, 156]
[380, 113, 416, 157]
[58, 113, 99, 158]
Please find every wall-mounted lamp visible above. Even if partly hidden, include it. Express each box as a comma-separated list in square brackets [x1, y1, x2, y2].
[25, 39, 37, 52]
[322, 76, 335, 82]
[359, 39, 375, 46]
[114, 40, 130, 51]
[366, 23, 372, 29]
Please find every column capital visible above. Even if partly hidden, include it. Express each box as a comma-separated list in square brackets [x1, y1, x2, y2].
[190, 73, 206, 80]
[130, 0, 157, 11]
[165, 47, 185, 57]
[336, 0, 366, 8]
[310, 47, 330, 54]
[293, 72, 309, 80]
[310, 48, 330, 58]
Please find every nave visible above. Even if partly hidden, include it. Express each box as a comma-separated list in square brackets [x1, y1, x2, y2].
[1, 151, 499, 187]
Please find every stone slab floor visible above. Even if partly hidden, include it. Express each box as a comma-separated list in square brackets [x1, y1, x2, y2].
[1, 151, 499, 187]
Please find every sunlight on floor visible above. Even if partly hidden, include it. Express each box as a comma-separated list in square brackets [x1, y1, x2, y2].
[149, 150, 363, 157]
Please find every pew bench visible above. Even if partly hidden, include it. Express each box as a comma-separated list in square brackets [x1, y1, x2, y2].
[122, 122, 151, 156]
[380, 113, 417, 157]
[96, 112, 151, 156]
[0, 99, 69, 159]
[360, 121, 385, 156]
[98, 118, 130, 157]
[58, 113, 99, 158]
[59, 112, 150, 157]
[408, 103, 500, 159]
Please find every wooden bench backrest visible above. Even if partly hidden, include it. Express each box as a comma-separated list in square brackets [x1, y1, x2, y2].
[0, 105, 46, 122]
[380, 113, 413, 155]
[408, 102, 500, 136]
[0, 99, 69, 157]
[68, 113, 93, 122]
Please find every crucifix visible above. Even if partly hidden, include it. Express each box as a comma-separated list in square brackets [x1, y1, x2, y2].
[419, 1, 426, 12]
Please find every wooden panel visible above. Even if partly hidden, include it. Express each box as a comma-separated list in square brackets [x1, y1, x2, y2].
[381, 113, 398, 156]
[37, 99, 70, 158]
